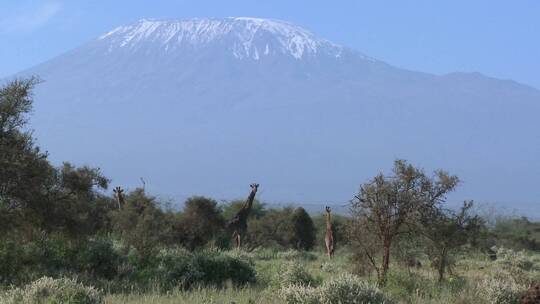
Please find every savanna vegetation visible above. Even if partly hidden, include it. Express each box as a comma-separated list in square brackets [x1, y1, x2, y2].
[1, 78, 540, 303]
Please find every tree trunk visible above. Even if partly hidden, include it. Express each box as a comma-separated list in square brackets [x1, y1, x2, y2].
[437, 249, 447, 282]
[378, 238, 391, 286]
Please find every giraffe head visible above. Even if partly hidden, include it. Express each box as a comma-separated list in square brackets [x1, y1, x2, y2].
[250, 183, 259, 192]
[113, 186, 124, 196]
[113, 186, 125, 204]
[325, 206, 331, 214]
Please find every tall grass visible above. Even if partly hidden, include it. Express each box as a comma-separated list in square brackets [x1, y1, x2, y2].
[3, 248, 539, 304]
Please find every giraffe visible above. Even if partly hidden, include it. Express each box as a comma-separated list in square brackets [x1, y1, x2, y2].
[113, 186, 125, 210]
[226, 183, 259, 249]
[324, 206, 335, 258]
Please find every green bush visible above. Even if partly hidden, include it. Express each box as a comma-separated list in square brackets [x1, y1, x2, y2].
[190, 250, 256, 287]
[279, 284, 319, 304]
[494, 247, 540, 285]
[320, 261, 337, 273]
[76, 238, 121, 279]
[222, 249, 255, 265]
[386, 270, 433, 299]
[0, 237, 79, 285]
[277, 249, 317, 261]
[1, 277, 103, 304]
[318, 274, 394, 304]
[290, 207, 316, 251]
[0, 237, 124, 287]
[147, 247, 198, 289]
[0, 237, 256, 292]
[279, 274, 394, 304]
[129, 249, 256, 290]
[496, 247, 536, 271]
[251, 247, 278, 260]
[477, 275, 525, 304]
[0, 239, 25, 285]
[277, 262, 317, 287]
[25, 236, 78, 276]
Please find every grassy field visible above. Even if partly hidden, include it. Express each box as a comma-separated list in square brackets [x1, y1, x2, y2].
[103, 248, 540, 304]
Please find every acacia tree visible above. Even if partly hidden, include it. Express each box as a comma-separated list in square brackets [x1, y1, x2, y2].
[44, 163, 110, 237]
[419, 200, 482, 282]
[111, 188, 169, 257]
[176, 196, 225, 250]
[247, 207, 295, 249]
[221, 199, 266, 221]
[349, 159, 459, 286]
[0, 78, 51, 231]
[0, 78, 114, 238]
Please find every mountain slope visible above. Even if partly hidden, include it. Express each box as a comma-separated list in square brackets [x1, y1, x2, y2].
[12, 17, 540, 212]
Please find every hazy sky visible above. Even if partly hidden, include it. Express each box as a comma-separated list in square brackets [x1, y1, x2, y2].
[0, 0, 539, 88]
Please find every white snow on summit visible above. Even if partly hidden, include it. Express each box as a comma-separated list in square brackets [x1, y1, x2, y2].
[98, 17, 346, 59]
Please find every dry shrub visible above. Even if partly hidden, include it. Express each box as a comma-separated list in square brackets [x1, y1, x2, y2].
[0, 277, 103, 304]
[477, 275, 525, 304]
[280, 273, 394, 304]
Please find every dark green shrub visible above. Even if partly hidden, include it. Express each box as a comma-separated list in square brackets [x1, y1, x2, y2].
[291, 207, 316, 251]
[175, 196, 225, 250]
[15, 236, 78, 283]
[313, 213, 349, 251]
[111, 189, 169, 258]
[146, 248, 198, 289]
[76, 238, 121, 279]
[0, 239, 25, 284]
[190, 250, 256, 286]
[124, 249, 255, 290]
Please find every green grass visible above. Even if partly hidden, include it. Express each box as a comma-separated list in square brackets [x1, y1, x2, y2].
[99, 248, 540, 303]
[106, 287, 275, 304]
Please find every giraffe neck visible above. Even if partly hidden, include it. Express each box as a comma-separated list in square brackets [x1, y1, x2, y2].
[326, 213, 332, 231]
[116, 194, 125, 206]
[244, 190, 256, 210]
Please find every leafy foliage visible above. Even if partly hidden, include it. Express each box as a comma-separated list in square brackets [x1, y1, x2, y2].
[279, 273, 394, 304]
[4, 77, 540, 303]
[313, 213, 349, 251]
[279, 284, 320, 304]
[247, 207, 295, 249]
[0, 78, 112, 239]
[277, 262, 317, 287]
[420, 201, 483, 281]
[350, 159, 459, 286]
[221, 199, 266, 221]
[477, 275, 524, 304]
[318, 273, 394, 304]
[111, 189, 169, 258]
[290, 207, 316, 251]
[176, 196, 225, 250]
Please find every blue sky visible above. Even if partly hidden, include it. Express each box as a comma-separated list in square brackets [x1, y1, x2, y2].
[1, 0, 539, 88]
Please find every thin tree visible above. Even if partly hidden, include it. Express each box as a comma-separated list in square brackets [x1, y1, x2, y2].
[349, 159, 459, 286]
[419, 200, 482, 282]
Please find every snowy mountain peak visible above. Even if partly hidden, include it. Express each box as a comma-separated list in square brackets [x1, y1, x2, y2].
[97, 17, 345, 60]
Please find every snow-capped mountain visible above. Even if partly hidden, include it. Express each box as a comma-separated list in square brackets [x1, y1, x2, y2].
[11, 17, 540, 214]
[98, 17, 348, 60]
